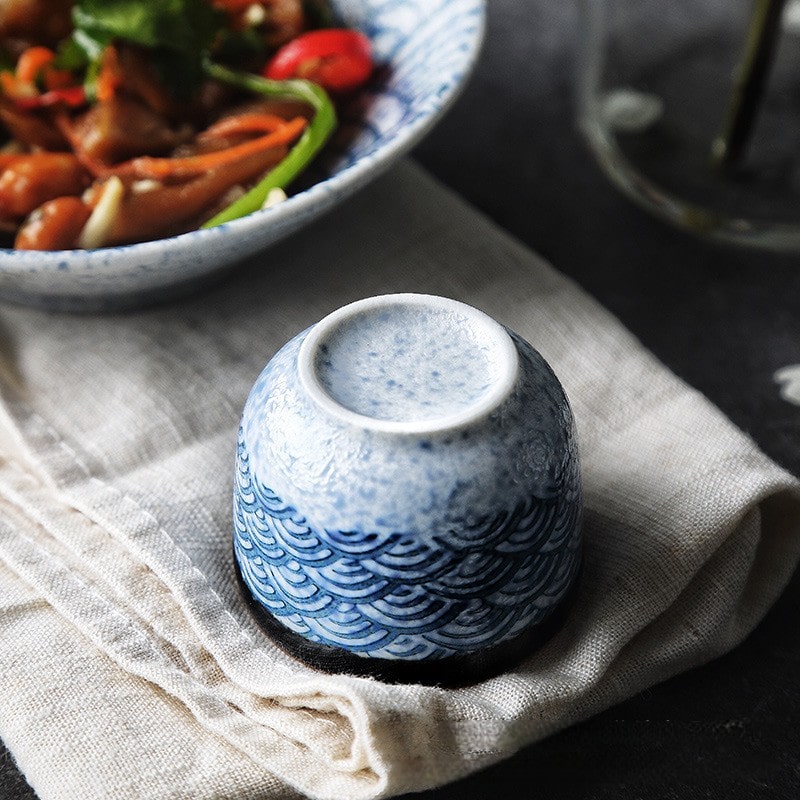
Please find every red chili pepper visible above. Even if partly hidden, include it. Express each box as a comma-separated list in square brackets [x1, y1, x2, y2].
[264, 29, 373, 93]
[13, 86, 87, 110]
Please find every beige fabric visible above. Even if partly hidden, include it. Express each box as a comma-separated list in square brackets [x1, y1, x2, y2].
[0, 161, 798, 800]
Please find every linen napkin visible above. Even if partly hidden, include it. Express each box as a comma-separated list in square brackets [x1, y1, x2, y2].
[0, 160, 798, 800]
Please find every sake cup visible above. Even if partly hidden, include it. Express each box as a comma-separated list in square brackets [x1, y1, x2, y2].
[233, 293, 582, 683]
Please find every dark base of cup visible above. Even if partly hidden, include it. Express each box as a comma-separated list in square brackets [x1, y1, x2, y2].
[233, 555, 581, 687]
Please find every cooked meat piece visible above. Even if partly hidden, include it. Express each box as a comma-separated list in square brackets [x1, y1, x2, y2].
[0, 152, 89, 217]
[14, 195, 92, 249]
[69, 95, 193, 166]
[107, 141, 289, 244]
[113, 44, 177, 118]
[263, 0, 306, 47]
[0, 101, 69, 151]
[0, 0, 74, 46]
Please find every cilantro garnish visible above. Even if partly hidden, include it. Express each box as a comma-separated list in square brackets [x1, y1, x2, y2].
[70, 0, 226, 98]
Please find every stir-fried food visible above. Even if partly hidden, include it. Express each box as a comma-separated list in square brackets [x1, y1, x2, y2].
[0, 0, 373, 250]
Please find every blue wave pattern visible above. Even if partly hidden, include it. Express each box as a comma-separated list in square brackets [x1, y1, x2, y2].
[234, 431, 581, 661]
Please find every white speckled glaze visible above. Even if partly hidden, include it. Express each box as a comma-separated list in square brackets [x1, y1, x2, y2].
[300, 294, 519, 432]
[0, 0, 485, 311]
[234, 294, 583, 662]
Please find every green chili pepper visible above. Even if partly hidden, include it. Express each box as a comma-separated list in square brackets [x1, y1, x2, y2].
[201, 61, 337, 228]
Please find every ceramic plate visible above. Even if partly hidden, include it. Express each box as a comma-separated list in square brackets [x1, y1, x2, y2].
[0, 0, 485, 311]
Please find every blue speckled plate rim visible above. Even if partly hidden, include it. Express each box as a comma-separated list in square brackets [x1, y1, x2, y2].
[0, 0, 486, 279]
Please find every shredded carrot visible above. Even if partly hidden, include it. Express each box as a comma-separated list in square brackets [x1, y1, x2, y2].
[108, 116, 308, 179]
[15, 47, 55, 84]
[199, 113, 293, 140]
[96, 46, 123, 103]
[0, 72, 26, 98]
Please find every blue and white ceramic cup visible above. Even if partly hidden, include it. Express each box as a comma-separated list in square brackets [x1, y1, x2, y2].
[233, 294, 582, 682]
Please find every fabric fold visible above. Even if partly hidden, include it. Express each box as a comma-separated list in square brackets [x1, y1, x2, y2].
[0, 160, 798, 800]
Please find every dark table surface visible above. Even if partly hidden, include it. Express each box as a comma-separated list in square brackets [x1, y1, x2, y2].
[4, 1, 800, 797]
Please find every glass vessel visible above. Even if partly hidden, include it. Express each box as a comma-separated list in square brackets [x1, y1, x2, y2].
[577, 0, 800, 250]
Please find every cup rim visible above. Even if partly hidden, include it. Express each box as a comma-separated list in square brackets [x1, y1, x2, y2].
[297, 293, 519, 435]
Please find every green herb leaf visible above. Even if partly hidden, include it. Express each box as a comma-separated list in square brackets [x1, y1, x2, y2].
[53, 34, 93, 72]
[70, 0, 226, 97]
[72, 0, 223, 55]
